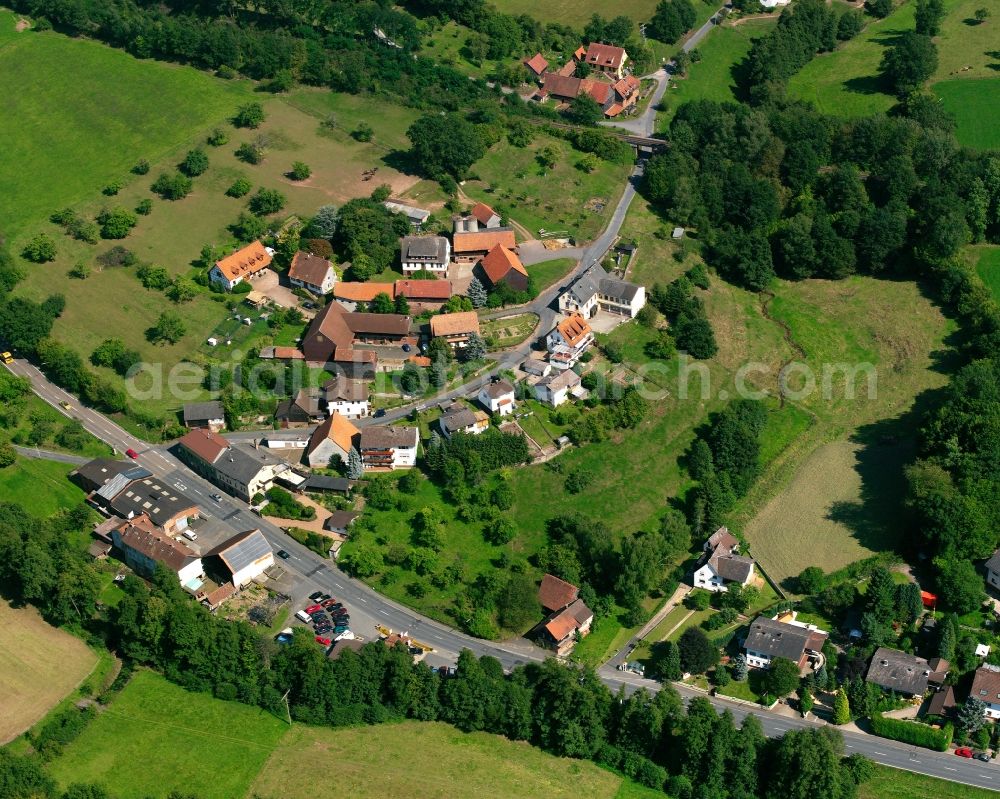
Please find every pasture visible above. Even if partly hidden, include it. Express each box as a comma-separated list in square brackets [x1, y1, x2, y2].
[249, 721, 626, 799]
[0, 458, 86, 517]
[0, 10, 251, 237]
[529, 257, 579, 291]
[974, 245, 1000, 301]
[0, 600, 98, 744]
[658, 17, 778, 125]
[47, 670, 288, 799]
[465, 131, 632, 243]
[787, 1, 919, 117]
[935, 79, 1000, 150]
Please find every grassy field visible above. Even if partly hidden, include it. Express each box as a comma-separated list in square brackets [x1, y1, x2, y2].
[789, 0, 998, 120]
[0, 601, 99, 744]
[1, 393, 112, 460]
[48, 670, 288, 799]
[250, 721, 626, 799]
[0, 10, 251, 236]
[858, 765, 1000, 799]
[0, 458, 86, 516]
[529, 257, 578, 291]
[936, 78, 1000, 150]
[787, 1, 920, 117]
[466, 132, 632, 243]
[974, 245, 1000, 301]
[658, 18, 778, 125]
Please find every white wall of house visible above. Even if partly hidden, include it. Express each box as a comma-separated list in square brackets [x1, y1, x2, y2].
[989, 568, 1000, 590]
[478, 388, 515, 416]
[290, 268, 336, 295]
[209, 265, 240, 291]
[693, 563, 726, 592]
[307, 438, 350, 468]
[402, 260, 448, 274]
[178, 558, 205, 586]
[745, 650, 772, 669]
[535, 383, 569, 407]
[327, 399, 370, 419]
[558, 291, 598, 317]
[986, 701, 1000, 720]
[599, 286, 647, 318]
[391, 442, 418, 468]
[230, 552, 274, 588]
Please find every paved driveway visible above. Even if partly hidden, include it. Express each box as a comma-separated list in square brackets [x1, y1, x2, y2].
[253, 269, 301, 309]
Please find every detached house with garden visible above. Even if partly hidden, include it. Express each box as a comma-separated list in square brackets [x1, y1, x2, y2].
[478, 379, 516, 417]
[209, 240, 273, 291]
[743, 614, 827, 673]
[535, 574, 593, 657]
[693, 527, 755, 593]
[288, 250, 336, 295]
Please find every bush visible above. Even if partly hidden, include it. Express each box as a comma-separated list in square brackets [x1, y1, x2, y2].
[869, 715, 953, 751]
[289, 161, 311, 180]
[182, 148, 209, 177]
[249, 188, 285, 216]
[226, 178, 253, 198]
[97, 207, 138, 239]
[22, 233, 57, 263]
[97, 246, 136, 268]
[102, 180, 123, 196]
[233, 102, 265, 128]
[135, 198, 153, 216]
[151, 171, 193, 200]
[207, 128, 229, 146]
[235, 142, 264, 164]
[285, 526, 328, 557]
[132, 159, 150, 175]
[353, 122, 374, 142]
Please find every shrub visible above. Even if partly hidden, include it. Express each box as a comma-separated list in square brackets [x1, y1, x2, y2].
[22, 233, 57, 262]
[181, 148, 209, 177]
[97, 207, 138, 239]
[68, 261, 90, 279]
[151, 171, 193, 200]
[132, 159, 150, 175]
[226, 178, 253, 198]
[233, 102, 265, 129]
[102, 180, 123, 196]
[869, 715, 953, 751]
[249, 188, 286, 216]
[289, 161, 311, 181]
[97, 246, 136, 268]
[235, 142, 264, 164]
[207, 128, 229, 146]
[353, 122, 374, 142]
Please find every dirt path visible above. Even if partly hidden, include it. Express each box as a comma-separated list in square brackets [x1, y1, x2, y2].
[759, 290, 808, 407]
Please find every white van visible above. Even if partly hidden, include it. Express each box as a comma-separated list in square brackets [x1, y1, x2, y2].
[295, 610, 312, 623]
[182, 529, 198, 541]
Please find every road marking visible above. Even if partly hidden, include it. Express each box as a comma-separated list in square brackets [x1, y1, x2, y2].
[378, 610, 390, 616]
[945, 767, 956, 771]
[874, 752, 886, 756]
[846, 744, 854, 749]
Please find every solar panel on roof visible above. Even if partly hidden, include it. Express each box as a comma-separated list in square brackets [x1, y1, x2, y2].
[221, 531, 272, 574]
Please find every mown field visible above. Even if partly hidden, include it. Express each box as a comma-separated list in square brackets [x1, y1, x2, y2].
[466, 131, 632, 242]
[859, 765, 999, 799]
[250, 721, 630, 799]
[658, 17, 778, 125]
[0, 601, 98, 744]
[491, 0, 662, 26]
[0, 458, 86, 516]
[47, 670, 288, 799]
[936, 78, 1000, 150]
[974, 244, 1000, 301]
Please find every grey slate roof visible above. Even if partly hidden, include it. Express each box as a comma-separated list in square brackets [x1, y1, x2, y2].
[565, 263, 607, 304]
[538, 370, 581, 391]
[599, 276, 641, 303]
[744, 617, 825, 661]
[324, 510, 360, 531]
[866, 647, 932, 696]
[481, 379, 515, 399]
[212, 444, 285, 485]
[300, 475, 353, 493]
[713, 554, 755, 583]
[401, 235, 448, 261]
[74, 459, 151, 492]
[986, 549, 1000, 574]
[183, 401, 225, 425]
[439, 405, 480, 435]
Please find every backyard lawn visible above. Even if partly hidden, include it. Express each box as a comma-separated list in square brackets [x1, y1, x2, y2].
[48, 670, 288, 799]
[481, 313, 540, 349]
[529, 257, 579, 291]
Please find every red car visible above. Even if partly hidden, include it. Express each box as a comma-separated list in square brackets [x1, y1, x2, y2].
[305, 604, 323, 614]
[954, 747, 974, 758]
[125, 448, 139, 459]
[321, 598, 338, 609]
[315, 636, 332, 646]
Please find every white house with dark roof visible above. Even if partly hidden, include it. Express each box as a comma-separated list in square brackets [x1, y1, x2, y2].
[182, 401, 226, 432]
[360, 425, 419, 470]
[288, 251, 336, 295]
[478, 379, 516, 416]
[865, 647, 947, 698]
[323, 378, 371, 419]
[438, 403, 490, 438]
[558, 263, 645, 320]
[400, 235, 450, 275]
[743, 613, 827, 671]
[693, 526, 755, 593]
[535, 369, 581, 408]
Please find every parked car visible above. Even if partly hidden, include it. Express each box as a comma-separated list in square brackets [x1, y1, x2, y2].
[374, 408, 386, 418]
[211, 493, 223, 503]
[333, 626, 348, 634]
[305, 604, 323, 614]
[315, 636, 332, 646]
[955, 747, 974, 758]
[277, 549, 290, 560]
[182, 529, 198, 541]
[125, 448, 139, 459]
[309, 591, 323, 601]
[321, 598, 338, 609]
[319, 593, 331, 601]
[59, 401, 72, 411]
[295, 610, 312, 623]
[974, 752, 990, 762]
[0, 351, 13, 364]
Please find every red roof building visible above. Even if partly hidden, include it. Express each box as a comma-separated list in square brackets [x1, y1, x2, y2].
[524, 53, 549, 76]
[478, 244, 528, 292]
